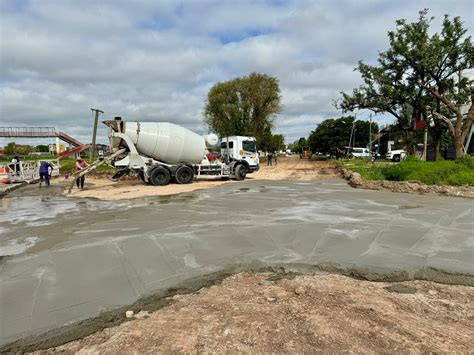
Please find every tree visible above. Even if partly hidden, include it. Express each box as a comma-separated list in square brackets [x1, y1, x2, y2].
[338, 10, 473, 159]
[4, 142, 33, 155]
[395, 11, 473, 158]
[35, 144, 49, 153]
[253, 128, 284, 152]
[271, 134, 285, 152]
[288, 137, 307, 153]
[204, 73, 282, 146]
[257, 127, 274, 152]
[307, 116, 378, 154]
[5, 142, 16, 155]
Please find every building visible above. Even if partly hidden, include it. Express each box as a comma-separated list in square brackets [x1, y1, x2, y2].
[49, 143, 66, 154]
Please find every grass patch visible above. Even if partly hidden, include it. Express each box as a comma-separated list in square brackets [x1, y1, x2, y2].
[59, 158, 113, 174]
[339, 156, 474, 186]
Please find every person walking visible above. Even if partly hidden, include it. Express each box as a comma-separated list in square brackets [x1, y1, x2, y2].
[267, 152, 273, 166]
[273, 152, 277, 166]
[75, 156, 88, 189]
[39, 160, 53, 188]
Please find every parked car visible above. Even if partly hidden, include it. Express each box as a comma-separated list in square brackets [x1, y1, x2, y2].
[348, 147, 371, 159]
[386, 149, 406, 162]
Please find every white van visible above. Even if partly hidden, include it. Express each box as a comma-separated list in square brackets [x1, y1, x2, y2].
[349, 147, 371, 159]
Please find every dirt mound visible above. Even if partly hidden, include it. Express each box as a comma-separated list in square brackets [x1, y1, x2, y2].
[338, 167, 474, 198]
[36, 272, 473, 354]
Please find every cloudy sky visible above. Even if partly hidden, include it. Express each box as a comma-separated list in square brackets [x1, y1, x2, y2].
[0, 0, 472, 146]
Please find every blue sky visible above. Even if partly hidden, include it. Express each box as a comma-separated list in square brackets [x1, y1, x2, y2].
[0, 0, 472, 145]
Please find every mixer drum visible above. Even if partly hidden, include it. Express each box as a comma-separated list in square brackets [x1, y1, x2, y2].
[123, 122, 206, 164]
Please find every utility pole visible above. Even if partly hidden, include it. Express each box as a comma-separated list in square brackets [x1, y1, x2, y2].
[90, 108, 104, 160]
[348, 115, 356, 155]
[421, 110, 428, 161]
[369, 113, 372, 154]
[378, 124, 381, 157]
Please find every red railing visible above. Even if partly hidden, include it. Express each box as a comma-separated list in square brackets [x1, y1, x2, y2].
[56, 131, 83, 147]
[55, 144, 90, 159]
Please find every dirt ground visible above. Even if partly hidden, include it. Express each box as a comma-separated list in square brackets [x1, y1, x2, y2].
[9, 157, 472, 352]
[37, 272, 473, 354]
[66, 157, 337, 200]
[339, 167, 474, 198]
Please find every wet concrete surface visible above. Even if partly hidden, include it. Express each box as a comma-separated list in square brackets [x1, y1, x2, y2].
[0, 179, 473, 347]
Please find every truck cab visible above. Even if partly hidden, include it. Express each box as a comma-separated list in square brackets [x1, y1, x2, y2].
[220, 136, 259, 173]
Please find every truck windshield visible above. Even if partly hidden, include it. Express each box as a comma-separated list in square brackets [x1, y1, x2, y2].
[242, 140, 256, 153]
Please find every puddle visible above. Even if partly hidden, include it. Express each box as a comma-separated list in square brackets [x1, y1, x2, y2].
[0, 236, 39, 256]
[0, 197, 78, 226]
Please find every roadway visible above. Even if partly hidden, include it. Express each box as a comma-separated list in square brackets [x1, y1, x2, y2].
[0, 179, 473, 347]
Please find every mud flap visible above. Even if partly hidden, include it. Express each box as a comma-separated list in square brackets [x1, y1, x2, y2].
[110, 168, 130, 182]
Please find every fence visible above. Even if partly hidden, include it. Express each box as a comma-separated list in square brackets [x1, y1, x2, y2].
[0, 159, 60, 183]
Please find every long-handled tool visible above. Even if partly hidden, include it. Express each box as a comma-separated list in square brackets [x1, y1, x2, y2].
[68, 148, 126, 193]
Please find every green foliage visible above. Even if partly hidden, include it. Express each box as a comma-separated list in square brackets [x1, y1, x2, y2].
[338, 9, 473, 159]
[4, 142, 33, 155]
[351, 166, 386, 181]
[0, 155, 55, 162]
[271, 133, 285, 152]
[341, 156, 474, 186]
[288, 137, 307, 153]
[4, 142, 15, 155]
[204, 72, 282, 146]
[35, 145, 50, 152]
[456, 154, 474, 169]
[307, 116, 378, 153]
[59, 158, 76, 173]
[59, 158, 113, 174]
[256, 128, 284, 152]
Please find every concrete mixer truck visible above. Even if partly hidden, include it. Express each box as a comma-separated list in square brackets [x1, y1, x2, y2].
[100, 117, 259, 186]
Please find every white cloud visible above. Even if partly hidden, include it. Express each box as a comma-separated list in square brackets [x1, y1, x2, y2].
[0, 0, 472, 146]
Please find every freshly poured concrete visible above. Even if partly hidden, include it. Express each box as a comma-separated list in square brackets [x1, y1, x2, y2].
[0, 179, 473, 346]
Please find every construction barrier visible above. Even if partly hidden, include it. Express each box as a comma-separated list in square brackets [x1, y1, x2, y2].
[0, 160, 60, 184]
[0, 166, 11, 184]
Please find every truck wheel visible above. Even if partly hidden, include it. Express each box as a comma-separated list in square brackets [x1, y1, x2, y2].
[175, 165, 194, 184]
[392, 154, 401, 162]
[234, 164, 247, 181]
[139, 171, 151, 184]
[149, 166, 171, 186]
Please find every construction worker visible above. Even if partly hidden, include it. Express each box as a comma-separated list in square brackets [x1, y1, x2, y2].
[75, 156, 88, 189]
[10, 156, 20, 175]
[39, 161, 53, 188]
[267, 152, 273, 166]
